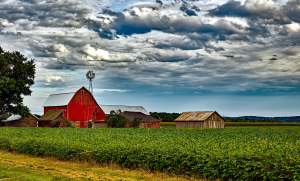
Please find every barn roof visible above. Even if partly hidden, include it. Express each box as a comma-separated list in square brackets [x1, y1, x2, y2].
[38, 109, 64, 121]
[175, 111, 216, 121]
[43, 86, 97, 107]
[99, 105, 150, 115]
[3, 113, 38, 122]
[121, 111, 160, 122]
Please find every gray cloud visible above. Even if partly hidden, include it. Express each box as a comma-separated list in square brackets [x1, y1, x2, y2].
[0, 0, 299, 97]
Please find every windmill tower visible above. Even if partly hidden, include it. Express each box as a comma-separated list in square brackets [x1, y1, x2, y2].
[86, 70, 95, 95]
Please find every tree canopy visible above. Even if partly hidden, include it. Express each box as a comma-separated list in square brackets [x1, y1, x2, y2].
[0, 46, 35, 117]
[105, 110, 128, 128]
[150, 112, 181, 122]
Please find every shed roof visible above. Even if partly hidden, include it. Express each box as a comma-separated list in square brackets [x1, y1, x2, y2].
[175, 111, 216, 121]
[3, 113, 38, 122]
[121, 111, 160, 122]
[99, 105, 150, 115]
[42, 86, 96, 107]
[38, 109, 64, 121]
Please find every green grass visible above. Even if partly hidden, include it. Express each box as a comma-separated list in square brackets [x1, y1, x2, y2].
[0, 150, 197, 181]
[1, 127, 300, 180]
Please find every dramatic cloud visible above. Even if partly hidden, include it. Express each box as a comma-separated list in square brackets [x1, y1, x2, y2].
[1, 0, 299, 116]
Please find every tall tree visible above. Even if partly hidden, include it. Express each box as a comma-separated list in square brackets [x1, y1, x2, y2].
[0, 46, 35, 116]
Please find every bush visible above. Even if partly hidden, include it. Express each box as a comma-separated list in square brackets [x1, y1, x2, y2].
[50, 120, 61, 128]
[65, 120, 73, 127]
[129, 116, 142, 128]
[105, 110, 128, 128]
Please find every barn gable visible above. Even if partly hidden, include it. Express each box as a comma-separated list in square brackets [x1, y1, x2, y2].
[3, 113, 38, 127]
[38, 109, 74, 128]
[43, 86, 98, 107]
[39, 109, 64, 121]
[175, 111, 225, 128]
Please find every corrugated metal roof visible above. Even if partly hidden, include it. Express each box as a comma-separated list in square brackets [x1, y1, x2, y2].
[99, 105, 150, 115]
[43, 86, 90, 107]
[3, 113, 38, 122]
[50, 87, 81, 95]
[175, 111, 215, 121]
[3, 115, 22, 122]
[43, 93, 75, 107]
[121, 111, 160, 122]
[39, 109, 64, 121]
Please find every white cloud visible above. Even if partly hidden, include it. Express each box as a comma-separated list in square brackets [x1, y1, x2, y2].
[53, 44, 69, 52]
[0, 18, 14, 27]
[81, 44, 132, 62]
[82, 44, 110, 60]
[45, 76, 66, 85]
[285, 22, 300, 32]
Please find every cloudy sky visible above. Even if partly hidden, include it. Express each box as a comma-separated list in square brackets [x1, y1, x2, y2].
[1, 0, 299, 117]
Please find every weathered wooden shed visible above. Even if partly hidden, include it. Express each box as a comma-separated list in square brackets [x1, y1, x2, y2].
[175, 111, 225, 128]
[38, 109, 74, 127]
[43, 87, 104, 128]
[121, 111, 161, 128]
[3, 113, 38, 127]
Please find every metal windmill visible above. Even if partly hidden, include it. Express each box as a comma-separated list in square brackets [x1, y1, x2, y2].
[86, 70, 95, 94]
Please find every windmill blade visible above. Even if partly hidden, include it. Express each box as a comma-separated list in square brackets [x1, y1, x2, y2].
[86, 70, 95, 95]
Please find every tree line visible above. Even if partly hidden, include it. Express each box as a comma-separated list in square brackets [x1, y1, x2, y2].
[149, 112, 181, 122]
[225, 117, 282, 122]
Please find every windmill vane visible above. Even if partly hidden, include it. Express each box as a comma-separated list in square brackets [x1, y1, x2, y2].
[86, 70, 95, 94]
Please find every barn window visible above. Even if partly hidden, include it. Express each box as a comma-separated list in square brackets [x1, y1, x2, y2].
[81, 90, 84, 96]
[97, 107, 100, 113]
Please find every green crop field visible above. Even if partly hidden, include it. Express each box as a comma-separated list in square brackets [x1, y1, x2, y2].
[160, 122, 300, 128]
[1, 127, 300, 180]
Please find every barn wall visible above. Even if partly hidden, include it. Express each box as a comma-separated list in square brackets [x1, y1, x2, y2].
[38, 121, 51, 127]
[5, 115, 37, 127]
[68, 88, 105, 122]
[38, 114, 73, 128]
[54, 114, 74, 128]
[205, 112, 225, 128]
[143, 122, 160, 128]
[19, 114, 38, 127]
[93, 122, 107, 128]
[5, 120, 20, 127]
[75, 121, 88, 128]
[176, 121, 205, 128]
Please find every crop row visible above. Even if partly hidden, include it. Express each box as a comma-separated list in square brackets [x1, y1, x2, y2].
[160, 122, 300, 128]
[1, 127, 300, 180]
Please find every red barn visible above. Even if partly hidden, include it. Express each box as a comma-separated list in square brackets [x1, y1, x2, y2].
[42, 87, 105, 128]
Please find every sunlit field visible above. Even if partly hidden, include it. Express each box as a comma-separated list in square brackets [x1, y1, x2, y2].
[1, 127, 300, 180]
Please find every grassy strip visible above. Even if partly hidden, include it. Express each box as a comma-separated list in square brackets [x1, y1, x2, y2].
[1, 127, 300, 180]
[0, 150, 202, 181]
[160, 122, 300, 128]
[160, 122, 176, 128]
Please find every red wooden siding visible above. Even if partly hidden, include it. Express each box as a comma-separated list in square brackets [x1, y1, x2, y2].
[68, 88, 104, 122]
[44, 106, 68, 117]
[43, 88, 105, 128]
